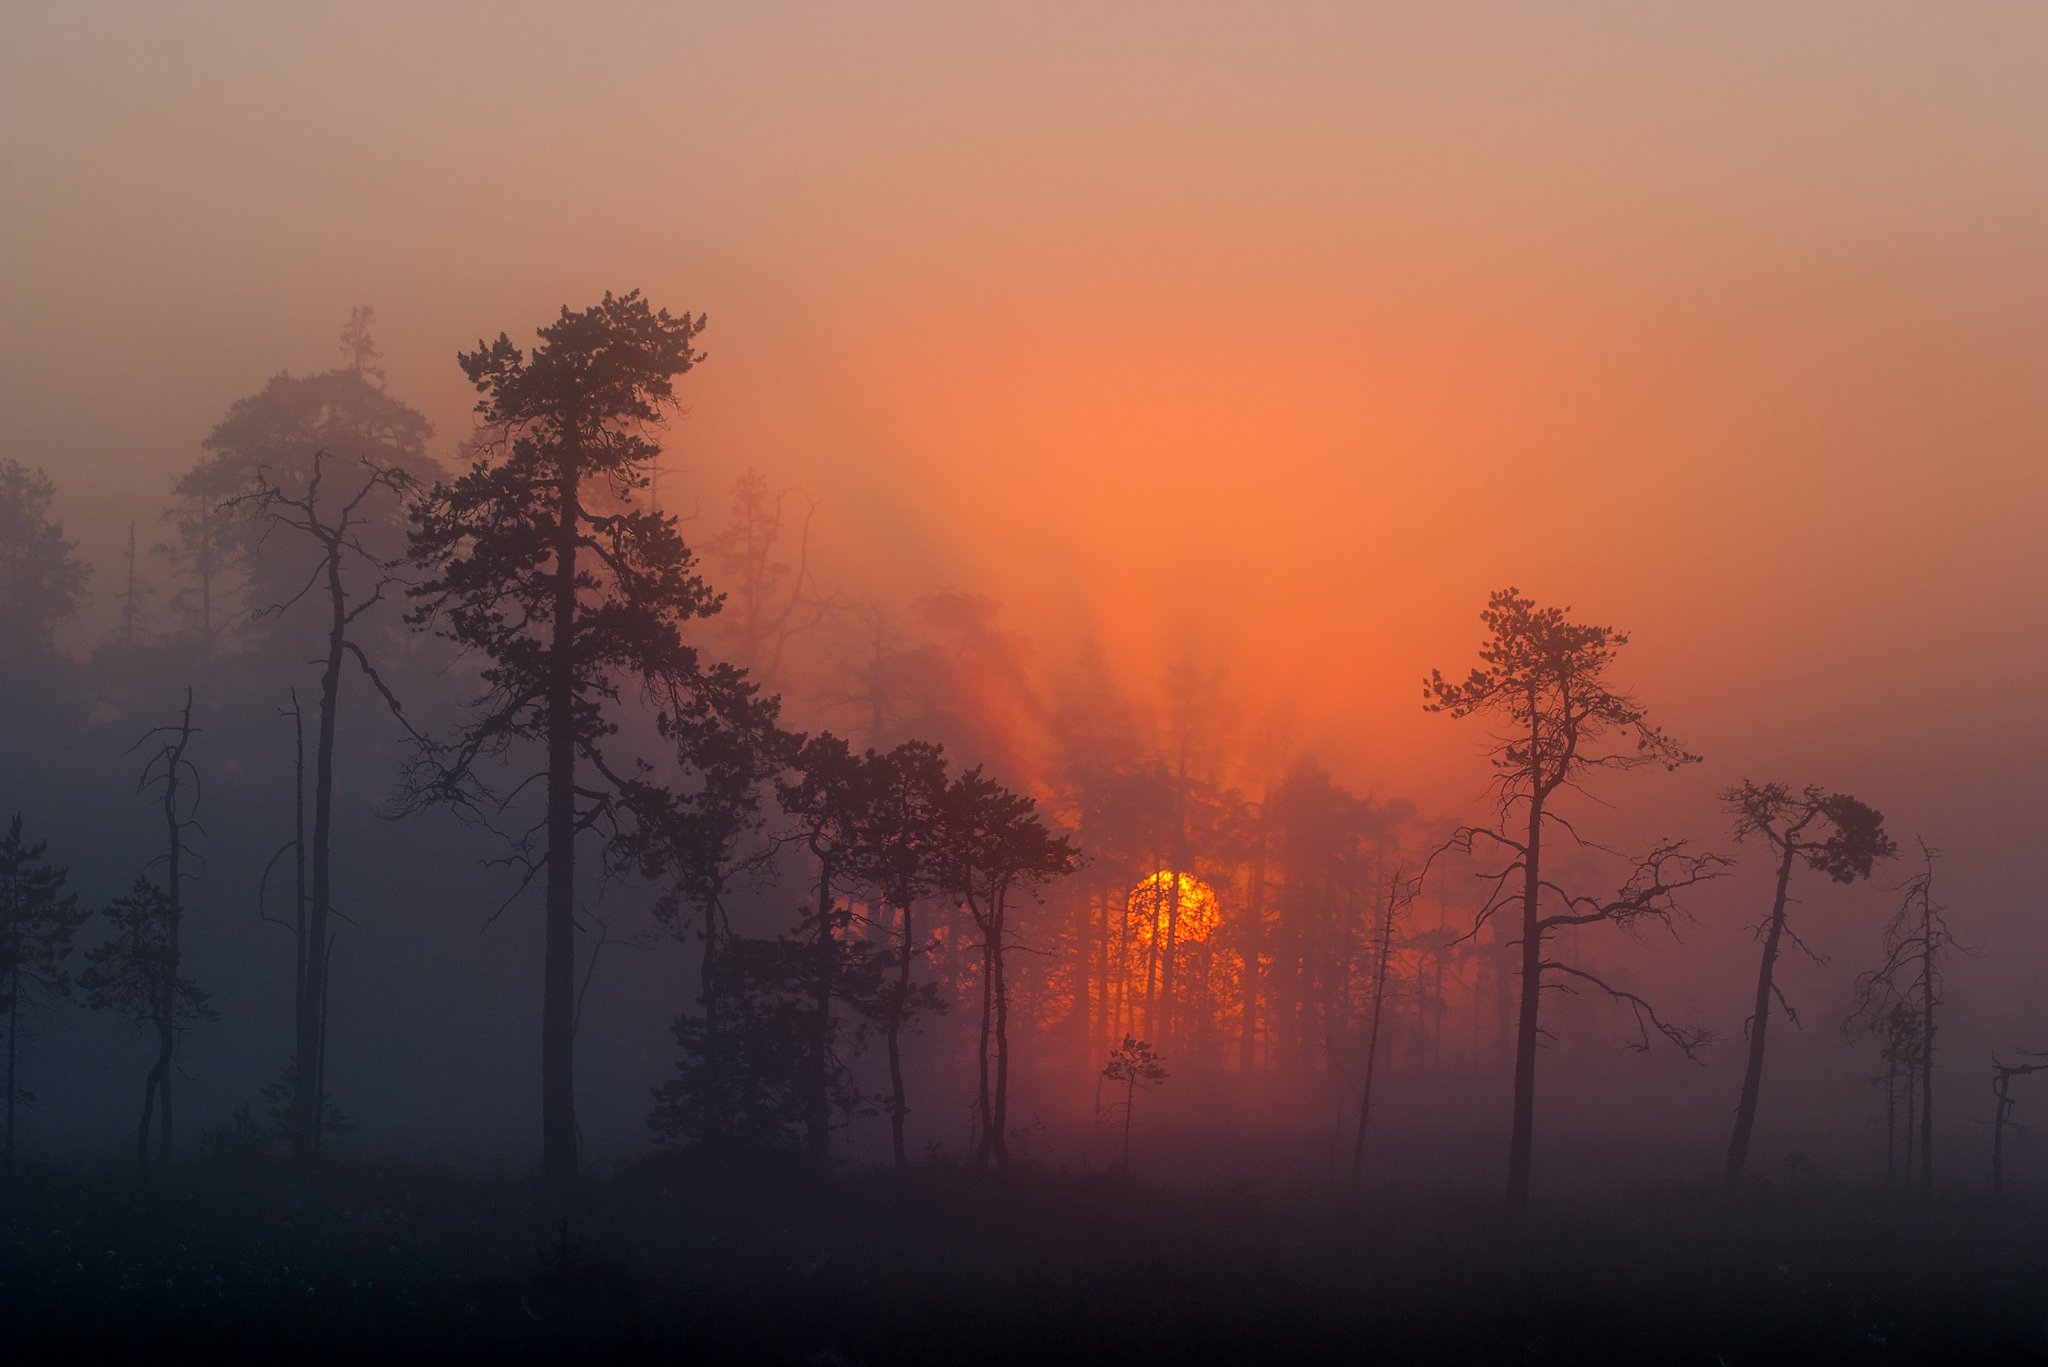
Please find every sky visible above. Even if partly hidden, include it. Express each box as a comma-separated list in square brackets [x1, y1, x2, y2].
[4, 3, 2045, 1033]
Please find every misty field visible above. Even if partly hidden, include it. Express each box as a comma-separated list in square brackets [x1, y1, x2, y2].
[5, 1159, 2045, 1364]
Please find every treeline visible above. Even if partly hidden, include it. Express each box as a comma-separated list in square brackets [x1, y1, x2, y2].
[0, 293, 2003, 1205]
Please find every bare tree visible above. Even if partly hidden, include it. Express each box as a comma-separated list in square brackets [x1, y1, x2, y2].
[1991, 1054, 2048, 1195]
[1850, 839, 1953, 1188]
[233, 450, 416, 1165]
[1721, 781, 1894, 1180]
[1350, 866, 1417, 1193]
[704, 468, 829, 693]
[1425, 588, 1721, 1207]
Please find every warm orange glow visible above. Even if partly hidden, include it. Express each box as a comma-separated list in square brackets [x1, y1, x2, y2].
[1126, 870, 1220, 954]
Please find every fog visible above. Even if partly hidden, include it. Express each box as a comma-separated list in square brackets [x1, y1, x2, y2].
[4, 2, 2046, 1204]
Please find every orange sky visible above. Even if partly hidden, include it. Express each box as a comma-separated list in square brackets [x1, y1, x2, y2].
[5, 5, 2045, 979]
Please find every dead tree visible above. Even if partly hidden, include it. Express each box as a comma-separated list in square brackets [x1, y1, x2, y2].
[1850, 839, 1952, 1188]
[87, 692, 204, 1177]
[1350, 866, 1417, 1193]
[1721, 781, 1894, 1180]
[233, 450, 415, 1165]
[1991, 1055, 2048, 1195]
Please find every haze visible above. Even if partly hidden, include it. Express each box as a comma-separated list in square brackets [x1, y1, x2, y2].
[4, 2, 2045, 1181]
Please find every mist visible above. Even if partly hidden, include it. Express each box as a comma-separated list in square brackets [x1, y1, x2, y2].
[4, 4, 2046, 1361]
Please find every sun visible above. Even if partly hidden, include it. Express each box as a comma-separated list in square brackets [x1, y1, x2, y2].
[1126, 870, 1221, 950]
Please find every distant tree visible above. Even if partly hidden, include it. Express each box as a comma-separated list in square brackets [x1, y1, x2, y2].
[1350, 866, 1417, 1194]
[776, 733, 871, 1170]
[1426, 588, 1723, 1207]
[0, 460, 89, 662]
[1101, 1034, 1168, 1172]
[1990, 1054, 2048, 1196]
[646, 935, 828, 1157]
[81, 877, 213, 1179]
[155, 491, 232, 658]
[405, 291, 714, 1190]
[232, 450, 417, 1166]
[618, 673, 796, 1155]
[0, 815, 88, 1182]
[705, 468, 828, 694]
[1721, 781, 1895, 1181]
[854, 739, 952, 1170]
[172, 309, 435, 654]
[92, 690, 206, 1177]
[938, 766, 1078, 1176]
[1850, 839, 1953, 1188]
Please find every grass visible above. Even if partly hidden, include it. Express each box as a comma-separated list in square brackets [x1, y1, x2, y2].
[3, 1153, 2046, 1363]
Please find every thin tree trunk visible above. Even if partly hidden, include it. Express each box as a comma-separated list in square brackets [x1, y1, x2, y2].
[1349, 882, 1397, 1192]
[976, 931, 994, 1171]
[1241, 815, 1266, 1072]
[1992, 1073, 2009, 1196]
[1885, 1047, 1898, 1184]
[1121, 1068, 1136, 1171]
[1726, 845, 1797, 1180]
[137, 1060, 162, 1181]
[540, 464, 581, 1191]
[807, 855, 835, 1170]
[1920, 892, 1935, 1187]
[296, 555, 346, 1165]
[1506, 788, 1544, 1208]
[5, 970, 17, 1183]
[988, 896, 1012, 1176]
[887, 900, 912, 1171]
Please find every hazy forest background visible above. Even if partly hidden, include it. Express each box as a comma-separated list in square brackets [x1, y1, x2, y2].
[3, 2, 2046, 1208]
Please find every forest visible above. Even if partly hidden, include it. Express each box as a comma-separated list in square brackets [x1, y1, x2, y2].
[2, 295, 2043, 1362]
[9, 5, 2048, 1360]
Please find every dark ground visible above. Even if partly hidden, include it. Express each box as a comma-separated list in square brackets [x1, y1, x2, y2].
[3, 1153, 2045, 1364]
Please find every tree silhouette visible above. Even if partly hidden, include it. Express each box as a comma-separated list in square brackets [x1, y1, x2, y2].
[850, 739, 950, 1170]
[1990, 1054, 2048, 1195]
[1721, 781, 1894, 1180]
[0, 460, 89, 664]
[938, 766, 1078, 1176]
[1350, 866, 1417, 1193]
[0, 814, 87, 1183]
[619, 670, 793, 1155]
[1425, 588, 1721, 1207]
[1850, 839, 1953, 1188]
[81, 878, 213, 1179]
[1101, 1034, 1168, 1172]
[406, 291, 714, 1190]
[233, 450, 418, 1166]
[777, 733, 869, 1169]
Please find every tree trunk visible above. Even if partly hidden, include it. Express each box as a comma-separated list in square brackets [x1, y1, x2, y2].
[1506, 790, 1544, 1208]
[1240, 815, 1266, 1072]
[4, 971, 17, 1183]
[1919, 894, 1935, 1187]
[1726, 844, 1797, 1180]
[976, 928, 994, 1171]
[887, 900, 912, 1171]
[991, 908, 1011, 1176]
[806, 854, 834, 1170]
[540, 464, 581, 1192]
[1992, 1074, 2009, 1196]
[137, 1059, 162, 1181]
[1349, 887, 1396, 1193]
[1121, 1069, 1136, 1171]
[296, 554, 347, 1165]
